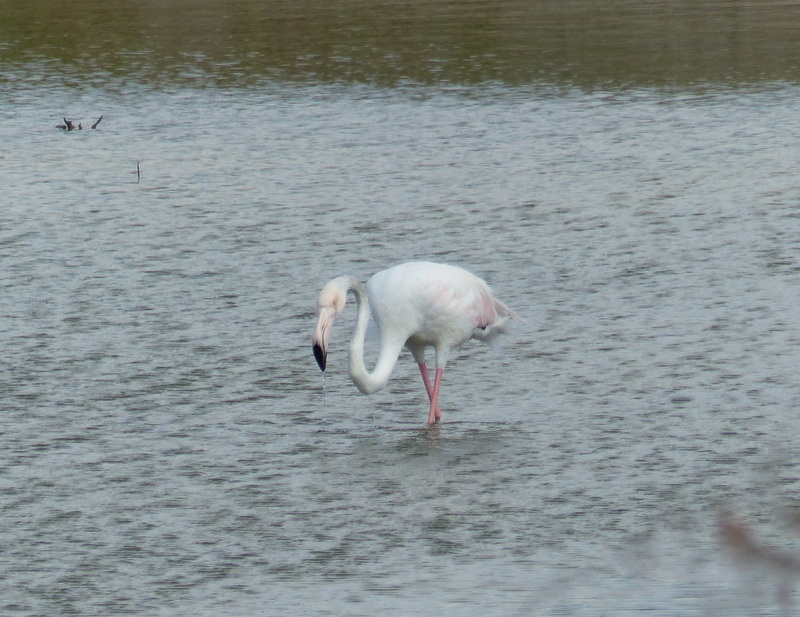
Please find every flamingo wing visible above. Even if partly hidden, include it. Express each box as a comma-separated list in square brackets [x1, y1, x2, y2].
[367, 261, 512, 346]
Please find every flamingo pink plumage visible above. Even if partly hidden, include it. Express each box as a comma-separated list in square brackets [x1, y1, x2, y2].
[312, 261, 518, 425]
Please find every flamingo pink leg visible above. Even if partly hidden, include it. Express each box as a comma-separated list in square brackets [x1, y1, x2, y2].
[426, 368, 444, 425]
[417, 363, 434, 400]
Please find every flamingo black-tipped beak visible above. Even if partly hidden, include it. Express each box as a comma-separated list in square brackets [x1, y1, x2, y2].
[313, 343, 326, 372]
[312, 305, 336, 373]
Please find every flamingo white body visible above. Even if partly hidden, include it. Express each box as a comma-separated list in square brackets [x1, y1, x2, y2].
[312, 261, 517, 425]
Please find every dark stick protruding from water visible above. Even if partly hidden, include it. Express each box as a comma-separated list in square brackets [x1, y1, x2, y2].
[56, 118, 80, 131]
[56, 115, 103, 130]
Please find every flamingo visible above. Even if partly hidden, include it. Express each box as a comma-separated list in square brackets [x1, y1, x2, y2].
[312, 261, 518, 425]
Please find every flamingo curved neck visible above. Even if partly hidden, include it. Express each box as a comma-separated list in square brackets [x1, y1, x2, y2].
[346, 278, 401, 395]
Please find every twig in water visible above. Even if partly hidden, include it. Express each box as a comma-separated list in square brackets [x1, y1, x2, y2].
[57, 118, 81, 131]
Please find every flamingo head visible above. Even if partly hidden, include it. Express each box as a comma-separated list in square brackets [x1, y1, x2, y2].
[312, 278, 348, 372]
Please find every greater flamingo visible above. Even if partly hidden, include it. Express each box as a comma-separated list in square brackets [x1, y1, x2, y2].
[312, 261, 518, 425]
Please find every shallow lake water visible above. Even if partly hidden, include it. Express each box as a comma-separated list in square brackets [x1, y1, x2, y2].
[3, 2, 800, 616]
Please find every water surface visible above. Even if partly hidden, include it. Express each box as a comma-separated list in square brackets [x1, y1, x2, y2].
[4, 0, 800, 87]
[3, 2, 800, 616]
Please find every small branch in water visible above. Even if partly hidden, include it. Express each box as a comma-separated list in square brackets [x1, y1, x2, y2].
[56, 118, 81, 131]
[136, 161, 140, 183]
[55, 115, 103, 130]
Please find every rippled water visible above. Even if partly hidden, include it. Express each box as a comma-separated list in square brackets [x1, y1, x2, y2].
[3, 82, 800, 616]
[4, 0, 800, 87]
[4, 1, 800, 612]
